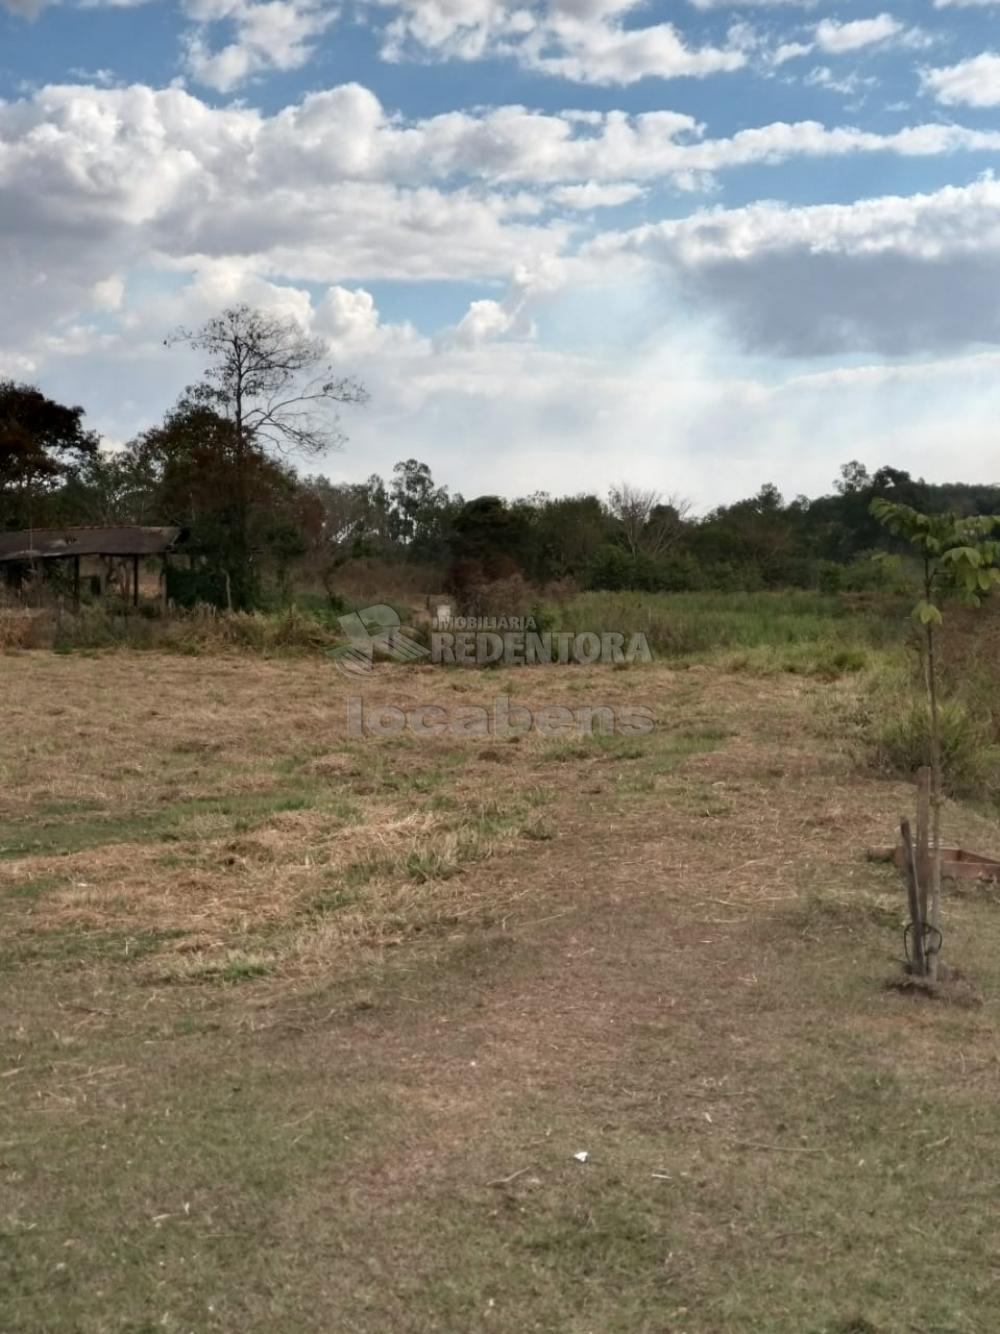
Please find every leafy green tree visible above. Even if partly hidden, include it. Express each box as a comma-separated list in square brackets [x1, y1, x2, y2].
[0, 381, 98, 529]
[448, 495, 531, 592]
[871, 499, 1000, 979]
[133, 399, 308, 608]
[388, 460, 456, 563]
[57, 448, 160, 526]
[532, 494, 608, 582]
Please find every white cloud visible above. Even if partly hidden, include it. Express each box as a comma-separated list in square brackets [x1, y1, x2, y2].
[773, 41, 813, 65]
[923, 53, 1000, 107]
[591, 176, 1000, 355]
[771, 12, 926, 68]
[91, 275, 125, 310]
[4, 78, 1000, 361]
[6, 79, 1000, 390]
[443, 258, 564, 347]
[814, 13, 901, 54]
[803, 66, 875, 97]
[549, 180, 645, 208]
[8, 181, 1000, 512]
[181, 0, 337, 91]
[377, 0, 747, 85]
[689, 0, 815, 7]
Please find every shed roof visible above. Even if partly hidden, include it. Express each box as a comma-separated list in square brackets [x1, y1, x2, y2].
[0, 526, 183, 563]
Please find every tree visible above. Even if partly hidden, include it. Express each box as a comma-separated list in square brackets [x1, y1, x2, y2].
[0, 381, 98, 529]
[448, 495, 531, 592]
[835, 460, 872, 495]
[692, 484, 802, 588]
[167, 304, 368, 604]
[608, 484, 691, 560]
[871, 499, 1000, 981]
[388, 460, 453, 560]
[133, 398, 309, 608]
[58, 448, 160, 527]
[532, 494, 608, 581]
[307, 474, 391, 557]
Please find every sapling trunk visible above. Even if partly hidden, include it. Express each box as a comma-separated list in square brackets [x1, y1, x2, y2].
[924, 617, 943, 984]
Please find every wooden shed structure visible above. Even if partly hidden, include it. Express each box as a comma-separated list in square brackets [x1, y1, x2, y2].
[0, 526, 184, 608]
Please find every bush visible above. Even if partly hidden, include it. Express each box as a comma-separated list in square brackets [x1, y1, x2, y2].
[586, 546, 703, 593]
[869, 695, 999, 798]
[818, 554, 897, 596]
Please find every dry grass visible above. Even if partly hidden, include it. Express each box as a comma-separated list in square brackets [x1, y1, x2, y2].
[2, 650, 1000, 1332]
[0, 655, 679, 977]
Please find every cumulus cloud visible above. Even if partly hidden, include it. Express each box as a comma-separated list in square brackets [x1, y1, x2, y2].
[443, 259, 565, 347]
[4, 79, 1000, 361]
[591, 176, 1000, 356]
[923, 53, 1000, 107]
[5, 79, 1000, 390]
[181, 0, 337, 91]
[377, 0, 747, 85]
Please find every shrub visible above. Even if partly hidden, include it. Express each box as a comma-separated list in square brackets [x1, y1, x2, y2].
[869, 694, 998, 798]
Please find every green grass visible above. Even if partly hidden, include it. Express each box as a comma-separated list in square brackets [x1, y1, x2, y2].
[0, 788, 358, 860]
[1, 873, 67, 900]
[550, 590, 905, 668]
[0, 925, 188, 969]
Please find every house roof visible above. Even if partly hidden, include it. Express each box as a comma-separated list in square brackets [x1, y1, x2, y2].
[0, 526, 184, 563]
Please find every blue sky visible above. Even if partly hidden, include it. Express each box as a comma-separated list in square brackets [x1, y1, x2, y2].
[3, 0, 1000, 506]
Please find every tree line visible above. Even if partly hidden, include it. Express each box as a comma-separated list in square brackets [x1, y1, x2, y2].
[4, 304, 1000, 609]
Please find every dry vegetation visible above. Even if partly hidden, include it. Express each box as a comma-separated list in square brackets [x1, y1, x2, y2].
[2, 649, 1000, 1332]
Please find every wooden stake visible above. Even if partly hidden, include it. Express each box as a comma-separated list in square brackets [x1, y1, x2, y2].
[900, 818, 927, 978]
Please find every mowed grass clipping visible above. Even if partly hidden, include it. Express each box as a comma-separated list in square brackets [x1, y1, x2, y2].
[1, 646, 1000, 1333]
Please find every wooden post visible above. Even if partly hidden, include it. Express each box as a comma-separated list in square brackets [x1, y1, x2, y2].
[72, 555, 81, 612]
[900, 818, 927, 978]
[132, 554, 140, 609]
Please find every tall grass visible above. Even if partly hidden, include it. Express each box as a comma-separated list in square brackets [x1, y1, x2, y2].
[548, 590, 905, 672]
[0, 605, 341, 654]
[853, 616, 1000, 801]
[3, 588, 910, 670]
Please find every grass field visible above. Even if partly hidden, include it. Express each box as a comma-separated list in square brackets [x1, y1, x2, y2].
[2, 637, 1000, 1332]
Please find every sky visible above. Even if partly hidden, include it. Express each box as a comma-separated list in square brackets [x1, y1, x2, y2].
[2, 0, 1000, 509]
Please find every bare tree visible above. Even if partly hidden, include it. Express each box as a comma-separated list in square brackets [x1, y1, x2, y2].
[167, 304, 368, 604]
[168, 304, 368, 458]
[608, 483, 691, 558]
